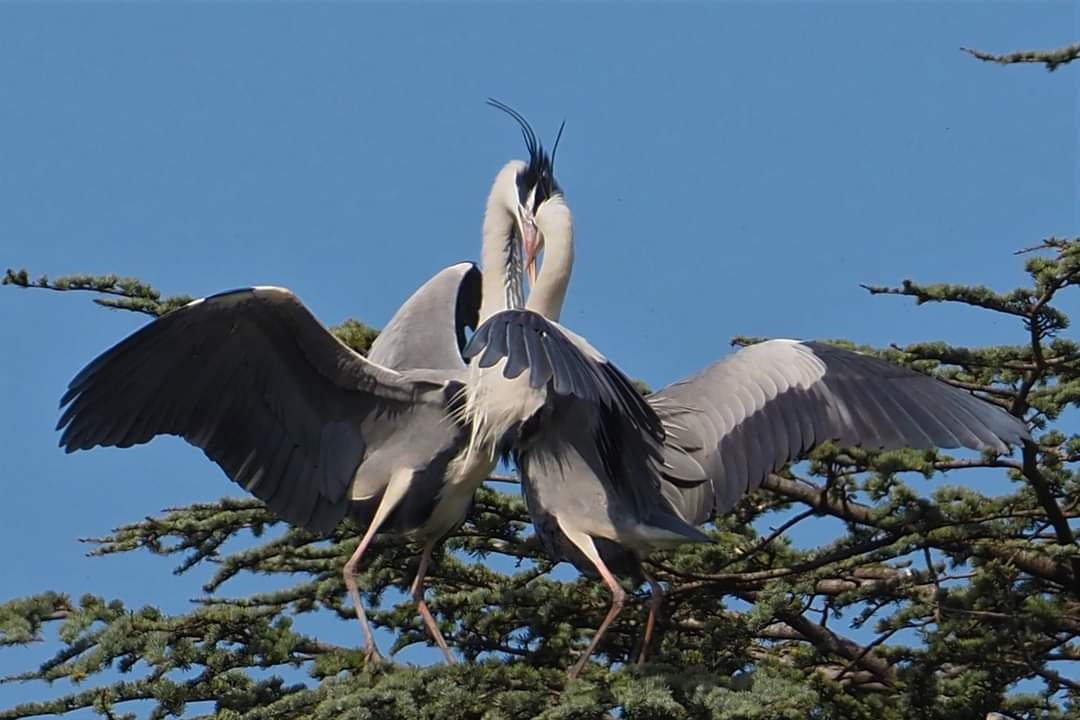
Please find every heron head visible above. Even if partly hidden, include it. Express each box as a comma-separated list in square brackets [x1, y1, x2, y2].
[488, 99, 564, 287]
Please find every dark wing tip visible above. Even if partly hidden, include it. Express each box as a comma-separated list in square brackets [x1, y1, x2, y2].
[59, 386, 77, 409]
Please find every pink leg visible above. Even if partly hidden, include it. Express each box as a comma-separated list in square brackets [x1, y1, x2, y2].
[565, 531, 627, 680]
[411, 540, 456, 664]
[637, 567, 664, 664]
[343, 521, 385, 662]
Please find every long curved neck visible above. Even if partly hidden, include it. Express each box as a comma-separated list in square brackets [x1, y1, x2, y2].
[526, 195, 573, 323]
[479, 163, 526, 323]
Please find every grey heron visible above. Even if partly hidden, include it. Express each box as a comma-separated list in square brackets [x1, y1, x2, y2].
[464, 174, 1032, 678]
[54, 104, 590, 664]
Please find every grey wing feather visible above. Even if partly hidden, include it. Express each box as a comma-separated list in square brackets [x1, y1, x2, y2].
[463, 309, 677, 516]
[651, 339, 1031, 525]
[367, 262, 482, 371]
[58, 286, 455, 535]
[519, 396, 708, 568]
[463, 309, 664, 441]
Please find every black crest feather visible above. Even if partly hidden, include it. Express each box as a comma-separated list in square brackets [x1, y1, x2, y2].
[487, 98, 563, 211]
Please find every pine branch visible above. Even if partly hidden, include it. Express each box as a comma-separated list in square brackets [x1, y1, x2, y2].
[859, 280, 1043, 322]
[1020, 442, 1080, 596]
[7, 243, 1080, 716]
[747, 591, 898, 688]
[0, 593, 71, 647]
[962, 42, 1080, 72]
[3, 268, 192, 317]
[2, 268, 380, 355]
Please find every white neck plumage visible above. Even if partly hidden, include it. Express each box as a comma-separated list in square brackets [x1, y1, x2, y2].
[525, 194, 574, 323]
[479, 161, 528, 323]
[462, 171, 574, 465]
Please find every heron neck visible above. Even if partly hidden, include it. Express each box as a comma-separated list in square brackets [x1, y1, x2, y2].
[526, 204, 574, 323]
[479, 172, 525, 323]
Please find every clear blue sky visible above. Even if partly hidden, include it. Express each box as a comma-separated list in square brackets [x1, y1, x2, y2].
[0, 3, 1075, 715]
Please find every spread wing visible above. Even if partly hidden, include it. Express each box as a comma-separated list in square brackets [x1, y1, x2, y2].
[58, 286, 457, 534]
[651, 339, 1031, 524]
[367, 262, 482, 371]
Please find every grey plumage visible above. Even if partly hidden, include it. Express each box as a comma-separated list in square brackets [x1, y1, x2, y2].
[346, 262, 483, 535]
[57, 264, 489, 663]
[501, 331, 1031, 677]
[467, 309, 664, 438]
[519, 395, 710, 576]
[464, 309, 695, 532]
[503, 330, 1030, 675]
[53, 99, 1034, 679]
[58, 283, 469, 535]
[650, 339, 1031, 525]
[369, 261, 482, 372]
[463, 295, 715, 677]
[54, 103, 594, 666]
[467, 167, 1032, 676]
[58, 127, 575, 662]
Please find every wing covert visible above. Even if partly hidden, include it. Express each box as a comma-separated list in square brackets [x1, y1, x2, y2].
[651, 339, 1031, 524]
[368, 262, 482, 371]
[463, 308, 664, 441]
[58, 286, 455, 534]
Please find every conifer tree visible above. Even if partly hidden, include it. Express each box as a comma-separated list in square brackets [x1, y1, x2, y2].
[2, 44, 1076, 719]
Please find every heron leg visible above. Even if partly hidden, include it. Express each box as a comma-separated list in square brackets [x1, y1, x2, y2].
[411, 539, 456, 664]
[564, 528, 626, 680]
[342, 468, 415, 662]
[343, 520, 384, 663]
[637, 566, 663, 664]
